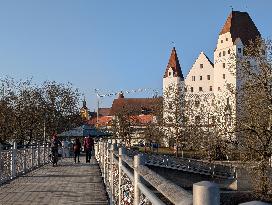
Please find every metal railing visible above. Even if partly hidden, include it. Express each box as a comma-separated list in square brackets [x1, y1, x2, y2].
[96, 141, 223, 205]
[0, 142, 51, 184]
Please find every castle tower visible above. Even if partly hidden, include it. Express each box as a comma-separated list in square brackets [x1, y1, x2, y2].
[163, 47, 184, 92]
[213, 11, 260, 96]
[212, 11, 261, 126]
[163, 47, 184, 146]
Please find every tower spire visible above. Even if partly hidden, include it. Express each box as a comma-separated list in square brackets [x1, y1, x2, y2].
[163, 47, 184, 79]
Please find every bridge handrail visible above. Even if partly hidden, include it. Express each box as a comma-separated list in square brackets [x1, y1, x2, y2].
[95, 141, 193, 205]
[0, 142, 51, 185]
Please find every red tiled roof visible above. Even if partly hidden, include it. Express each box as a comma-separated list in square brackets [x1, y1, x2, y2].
[88, 116, 113, 127]
[220, 11, 261, 45]
[164, 47, 184, 79]
[130, 114, 154, 124]
[110, 97, 162, 116]
[98, 108, 111, 116]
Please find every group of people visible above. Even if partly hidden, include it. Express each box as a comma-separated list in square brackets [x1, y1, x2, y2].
[73, 136, 94, 163]
[50, 134, 94, 165]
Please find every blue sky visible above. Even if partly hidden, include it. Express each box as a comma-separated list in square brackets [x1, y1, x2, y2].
[0, 1, 271, 110]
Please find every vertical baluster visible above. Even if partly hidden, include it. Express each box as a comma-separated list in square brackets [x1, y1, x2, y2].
[109, 144, 114, 204]
[0, 144, 2, 184]
[103, 142, 107, 183]
[31, 145, 34, 169]
[133, 154, 144, 205]
[118, 147, 125, 205]
[11, 141, 17, 179]
[37, 143, 41, 166]
[23, 148, 27, 174]
[43, 143, 46, 164]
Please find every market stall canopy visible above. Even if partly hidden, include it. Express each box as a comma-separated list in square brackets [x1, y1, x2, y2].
[57, 124, 111, 138]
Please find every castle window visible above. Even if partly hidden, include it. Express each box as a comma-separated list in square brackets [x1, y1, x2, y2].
[200, 76, 202, 80]
[218, 87, 221, 91]
[223, 51, 226, 56]
[219, 52, 221, 57]
[199, 87, 203, 92]
[200, 64, 203, 68]
[184, 87, 187, 92]
[169, 72, 171, 76]
[238, 48, 242, 53]
[223, 74, 226, 79]
[226, 38, 228, 41]
[262, 50, 265, 55]
[207, 75, 210, 80]
[223, 63, 226, 68]
[209, 86, 213, 91]
[221, 40, 223, 43]
[192, 76, 195, 81]
[191, 87, 194, 92]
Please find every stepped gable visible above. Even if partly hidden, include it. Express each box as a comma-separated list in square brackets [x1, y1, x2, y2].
[220, 11, 261, 45]
[164, 47, 184, 79]
[110, 97, 162, 116]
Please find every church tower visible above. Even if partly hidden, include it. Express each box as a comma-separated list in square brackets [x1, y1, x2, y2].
[80, 98, 89, 122]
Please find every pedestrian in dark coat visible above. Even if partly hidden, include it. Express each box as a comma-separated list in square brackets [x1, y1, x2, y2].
[73, 138, 81, 163]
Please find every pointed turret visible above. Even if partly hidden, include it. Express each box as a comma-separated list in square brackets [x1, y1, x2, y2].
[163, 47, 184, 80]
[220, 11, 260, 45]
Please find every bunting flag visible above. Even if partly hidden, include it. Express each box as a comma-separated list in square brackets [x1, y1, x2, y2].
[95, 87, 162, 98]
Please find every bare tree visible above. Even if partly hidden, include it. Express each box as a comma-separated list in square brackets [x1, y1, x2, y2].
[228, 38, 272, 199]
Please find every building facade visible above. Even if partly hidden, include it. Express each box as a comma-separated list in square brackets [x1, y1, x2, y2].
[162, 11, 261, 141]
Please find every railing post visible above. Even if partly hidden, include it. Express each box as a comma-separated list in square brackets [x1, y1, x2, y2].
[133, 154, 144, 205]
[47, 144, 50, 163]
[193, 181, 220, 205]
[43, 143, 46, 164]
[23, 148, 27, 173]
[109, 144, 114, 204]
[103, 142, 106, 182]
[11, 141, 17, 179]
[0, 144, 2, 183]
[31, 145, 34, 168]
[118, 147, 125, 205]
[37, 143, 41, 166]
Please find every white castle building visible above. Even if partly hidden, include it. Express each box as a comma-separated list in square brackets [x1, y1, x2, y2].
[163, 11, 261, 142]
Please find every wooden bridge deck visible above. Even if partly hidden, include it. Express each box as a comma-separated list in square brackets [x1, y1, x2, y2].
[0, 157, 108, 205]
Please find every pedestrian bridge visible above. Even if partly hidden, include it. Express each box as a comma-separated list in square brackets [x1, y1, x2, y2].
[0, 156, 108, 205]
[0, 142, 266, 205]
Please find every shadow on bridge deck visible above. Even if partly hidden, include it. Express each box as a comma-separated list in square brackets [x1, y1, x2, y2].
[0, 157, 108, 205]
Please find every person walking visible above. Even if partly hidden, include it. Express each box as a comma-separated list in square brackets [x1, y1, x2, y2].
[73, 137, 81, 163]
[50, 132, 61, 166]
[83, 135, 94, 163]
